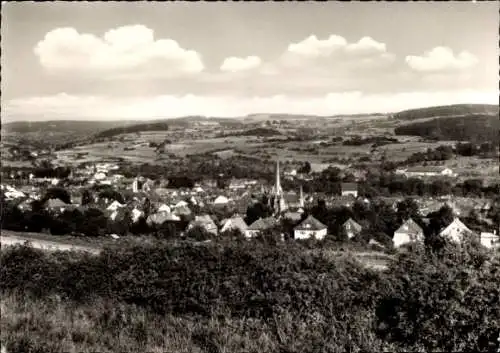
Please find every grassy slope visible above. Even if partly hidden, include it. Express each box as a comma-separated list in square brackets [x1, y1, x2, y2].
[0, 291, 395, 353]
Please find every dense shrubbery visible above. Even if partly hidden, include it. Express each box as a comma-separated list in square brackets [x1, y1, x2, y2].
[1, 239, 498, 352]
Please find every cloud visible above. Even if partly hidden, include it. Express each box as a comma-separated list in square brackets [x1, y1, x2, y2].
[277, 34, 395, 71]
[220, 56, 262, 72]
[3, 90, 497, 122]
[405, 46, 478, 73]
[34, 25, 204, 78]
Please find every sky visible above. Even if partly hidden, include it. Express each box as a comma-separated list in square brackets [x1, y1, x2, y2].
[1, 1, 498, 122]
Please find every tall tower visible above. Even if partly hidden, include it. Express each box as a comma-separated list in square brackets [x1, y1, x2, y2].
[273, 159, 287, 215]
[275, 159, 283, 196]
[299, 184, 304, 209]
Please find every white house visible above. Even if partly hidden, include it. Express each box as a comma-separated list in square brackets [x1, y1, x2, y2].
[220, 215, 248, 234]
[187, 215, 218, 235]
[294, 215, 328, 240]
[341, 183, 358, 197]
[245, 217, 279, 238]
[439, 218, 473, 243]
[157, 204, 171, 213]
[106, 200, 125, 212]
[213, 195, 230, 205]
[393, 218, 424, 248]
[400, 166, 455, 178]
[480, 230, 499, 249]
[342, 218, 363, 239]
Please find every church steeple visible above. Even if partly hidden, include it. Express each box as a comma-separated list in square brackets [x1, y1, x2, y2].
[273, 159, 287, 215]
[299, 184, 304, 208]
[275, 159, 282, 196]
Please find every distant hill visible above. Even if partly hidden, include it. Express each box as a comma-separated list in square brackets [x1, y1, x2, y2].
[95, 121, 171, 139]
[393, 104, 498, 121]
[219, 127, 283, 138]
[1, 120, 136, 135]
[394, 114, 500, 143]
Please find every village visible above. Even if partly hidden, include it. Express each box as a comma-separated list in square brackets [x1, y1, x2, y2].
[1, 156, 499, 251]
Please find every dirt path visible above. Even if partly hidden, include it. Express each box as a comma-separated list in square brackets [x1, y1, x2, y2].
[0, 235, 101, 254]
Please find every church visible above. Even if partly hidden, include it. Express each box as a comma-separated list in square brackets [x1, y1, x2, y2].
[267, 160, 305, 217]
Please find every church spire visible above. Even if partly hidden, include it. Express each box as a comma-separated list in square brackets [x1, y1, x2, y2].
[275, 159, 282, 196]
[299, 184, 304, 208]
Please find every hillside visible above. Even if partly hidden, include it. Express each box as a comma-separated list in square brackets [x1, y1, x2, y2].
[393, 104, 498, 121]
[1, 120, 136, 135]
[394, 114, 500, 143]
[95, 121, 171, 138]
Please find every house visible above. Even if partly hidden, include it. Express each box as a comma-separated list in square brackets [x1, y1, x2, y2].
[147, 211, 180, 226]
[342, 218, 363, 239]
[400, 166, 455, 178]
[245, 217, 279, 238]
[175, 200, 189, 208]
[46, 198, 70, 213]
[220, 215, 248, 235]
[480, 230, 499, 249]
[439, 217, 473, 243]
[393, 218, 424, 248]
[106, 200, 125, 212]
[187, 215, 218, 235]
[131, 208, 144, 223]
[341, 183, 358, 197]
[283, 211, 303, 222]
[157, 203, 171, 213]
[294, 215, 328, 240]
[213, 195, 230, 206]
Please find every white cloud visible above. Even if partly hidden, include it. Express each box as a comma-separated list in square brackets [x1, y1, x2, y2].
[220, 56, 261, 72]
[272, 34, 395, 73]
[405, 46, 478, 72]
[286, 34, 347, 58]
[3, 90, 497, 122]
[34, 25, 204, 78]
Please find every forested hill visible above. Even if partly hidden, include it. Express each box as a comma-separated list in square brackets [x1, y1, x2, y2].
[394, 104, 498, 121]
[95, 121, 171, 138]
[394, 114, 500, 143]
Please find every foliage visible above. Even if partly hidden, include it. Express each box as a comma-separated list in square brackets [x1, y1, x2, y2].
[393, 104, 498, 121]
[394, 114, 500, 143]
[95, 122, 169, 139]
[1, 236, 499, 352]
[376, 239, 500, 352]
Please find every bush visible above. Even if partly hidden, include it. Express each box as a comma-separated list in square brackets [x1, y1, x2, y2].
[376, 239, 500, 352]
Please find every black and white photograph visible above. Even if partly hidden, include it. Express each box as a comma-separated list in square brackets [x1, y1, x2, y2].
[1, 1, 499, 352]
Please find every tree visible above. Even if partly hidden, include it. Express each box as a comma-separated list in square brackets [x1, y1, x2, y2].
[298, 161, 311, 174]
[396, 198, 420, 224]
[376, 239, 500, 352]
[81, 189, 93, 205]
[41, 187, 71, 204]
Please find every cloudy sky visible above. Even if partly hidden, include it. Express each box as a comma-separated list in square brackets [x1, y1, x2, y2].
[2, 2, 498, 121]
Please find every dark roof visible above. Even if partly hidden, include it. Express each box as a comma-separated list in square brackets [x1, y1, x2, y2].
[343, 218, 363, 232]
[395, 218, 423, 235]
[295, 215, 327, 231]
[248, 217, 279, 230]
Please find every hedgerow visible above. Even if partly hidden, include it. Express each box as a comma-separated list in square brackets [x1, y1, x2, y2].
[1, 239, 498, 352]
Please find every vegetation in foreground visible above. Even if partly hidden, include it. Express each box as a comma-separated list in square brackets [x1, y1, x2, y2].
[1, 239, 499, 353]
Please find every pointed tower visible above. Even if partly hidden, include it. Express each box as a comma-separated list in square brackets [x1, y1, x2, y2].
[273, 159, 287, 215]
[275, 159, 283, 196]
[299, 185, 305, 209]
